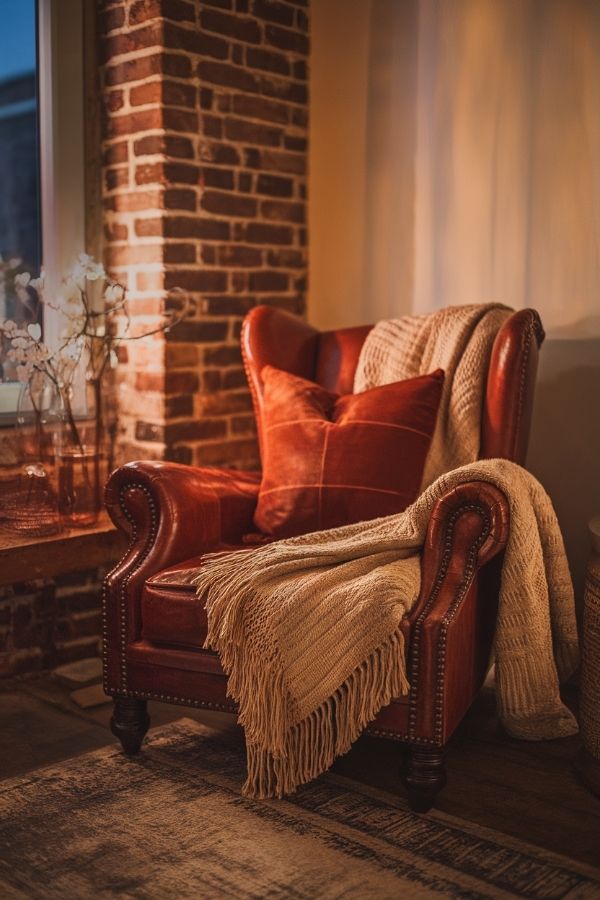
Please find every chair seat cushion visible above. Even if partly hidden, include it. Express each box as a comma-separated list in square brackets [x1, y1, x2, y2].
[254, 365, 445, 538]
[142, 546, 251, 650]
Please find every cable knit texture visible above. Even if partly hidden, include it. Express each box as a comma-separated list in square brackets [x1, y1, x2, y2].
[355, 303, 512, 489]
[192, 306, 579, 799]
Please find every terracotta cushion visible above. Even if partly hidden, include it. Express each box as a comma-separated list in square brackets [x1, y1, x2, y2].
[253, 365, 445, 538]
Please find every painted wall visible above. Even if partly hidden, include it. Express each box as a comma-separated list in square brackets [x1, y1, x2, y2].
[309, 0, 600, 600]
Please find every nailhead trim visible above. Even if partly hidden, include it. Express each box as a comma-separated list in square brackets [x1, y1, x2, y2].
[102, 483, 159, 695]
[406, 503, 491, 746]
[105, 686, 236, 714]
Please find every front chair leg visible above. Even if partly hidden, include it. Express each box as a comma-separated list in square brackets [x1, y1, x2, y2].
[110, 696, 150, 756]
[402, 745, 446, 813]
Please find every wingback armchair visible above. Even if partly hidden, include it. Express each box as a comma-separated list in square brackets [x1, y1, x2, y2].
[103, 305, 544, 811]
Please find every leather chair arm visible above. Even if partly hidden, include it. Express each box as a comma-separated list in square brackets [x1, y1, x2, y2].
[103, 462, 260, 692]
[402, 481, 510, 743]
[105, 461, 261, 574]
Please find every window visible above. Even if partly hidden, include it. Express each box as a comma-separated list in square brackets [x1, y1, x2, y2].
[0, 0, 86, 417]
[0, 0, 41, 325]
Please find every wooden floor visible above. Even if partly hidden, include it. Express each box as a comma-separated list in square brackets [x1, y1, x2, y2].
[1, 667, 599, 870]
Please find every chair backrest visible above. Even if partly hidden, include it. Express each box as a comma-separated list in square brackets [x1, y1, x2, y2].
[241, 305, 545, 467]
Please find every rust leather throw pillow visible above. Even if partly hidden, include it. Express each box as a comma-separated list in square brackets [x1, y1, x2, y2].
[253, 365, 445, 538]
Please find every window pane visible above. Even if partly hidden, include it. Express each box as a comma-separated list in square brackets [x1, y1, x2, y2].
[0, 0, 41, 331]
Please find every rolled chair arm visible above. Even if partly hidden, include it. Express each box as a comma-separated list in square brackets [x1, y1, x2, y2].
[103, 461, 260, 693]
[402, 480, 510, 743]
[105, 461, 260, 567]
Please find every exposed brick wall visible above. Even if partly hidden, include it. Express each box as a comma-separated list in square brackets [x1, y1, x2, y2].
[99, 0, 310, 469]
[0, 567, 110, 677]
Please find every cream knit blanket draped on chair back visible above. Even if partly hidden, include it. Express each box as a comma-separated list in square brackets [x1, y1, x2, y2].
[355, 303, 512, 489]
[192, 306, 579, 799]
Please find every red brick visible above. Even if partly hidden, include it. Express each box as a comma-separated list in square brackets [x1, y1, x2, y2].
[164, 270, 229, 292]
[231, 413, 256, 434]
[201, 295, 255, 315]
[200, 391, 253, 415]
[136, 162, 200, 186]
[164, 188, 197, 210]
[293, 59, 308, 80]
[199, 141, 240, 166]
[196, 438, 258, 466]
[202, 114, 223, 138]
[168, 319, 230, 343]
[259, 76, 308, 105]
[203, 344, 243, 366]
[166, 394, 194, 417]
[135, 217, 163, 237]
[105, 52, 192, 86]
[225, 368, 252, 389]
[165, 419, 228, 442]
[256, 173, 293, 196]
[201, 190, 257, 218]
[267, 248, 304, 268]
[244, 222, 293, 244]
[248, 270, 289, 291]
[99, 5, 126, 34]
[252, 0, 294, 25]
[245, 46, 290, 76]
[102, 22, 163, 61]
[129, 0, 196, 26]
[195, 31, 230, 60]
[201, 244, 217, 264]
[165, 370, 200, 392]
[238, 171, 253, 192]
[165, 344, 198, 367]
[106, 89, 125, 112]
[163, 108, 198, 133]
[201, 167, 235, 190]
[106, 244, 162, 266]
[136, 271, 165, 291]
[224, 117, 282, 147]
[217, 245, 262, 267]
[232, 93, 289, 125]
[284, 134, 307, 152]
[104, 189, 164, 213]
[265, 23, 309, 54]
[134, 134, 194, 158]
[163, 242, 196, 263]
[261, 199, 305, 222]
[129, 80, 161, 107]
[197, 60, 259, 93]
[105, 167, 129, 191]
[103, 140, 129, 166]
[164, 216, 231, 240]
[296, 8, 309, 31]
[201, 8, 261, 43]
[260, 148, 306, 174]
[106, 108, 162, 139]
[164, 445, 193, 464]
[104, 222, 129, 241]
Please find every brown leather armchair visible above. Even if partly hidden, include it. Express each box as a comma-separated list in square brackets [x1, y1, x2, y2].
[103, 305, 544, 811]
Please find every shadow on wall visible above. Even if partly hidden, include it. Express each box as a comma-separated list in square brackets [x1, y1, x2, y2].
[527, 318, 600, 613]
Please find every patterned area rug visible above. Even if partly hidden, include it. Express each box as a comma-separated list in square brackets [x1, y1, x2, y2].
[1, 719, 599, 899]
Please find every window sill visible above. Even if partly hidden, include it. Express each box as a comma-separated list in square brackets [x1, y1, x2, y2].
[0, 511, 127, 586]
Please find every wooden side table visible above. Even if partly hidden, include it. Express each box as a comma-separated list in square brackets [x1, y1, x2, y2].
[576, 515, 600, 797]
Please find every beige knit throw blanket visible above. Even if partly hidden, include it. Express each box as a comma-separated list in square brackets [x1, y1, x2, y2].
[355, 303, 511, 489]
[191, 305, 579, 799]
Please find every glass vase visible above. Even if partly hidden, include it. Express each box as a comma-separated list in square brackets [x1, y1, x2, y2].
[4, 377, 62, 536]
[56, 419, 109, 529]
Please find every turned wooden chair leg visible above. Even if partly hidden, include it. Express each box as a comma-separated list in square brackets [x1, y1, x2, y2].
[402, 745, 447, 813]
[110, 697, 150, 756]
